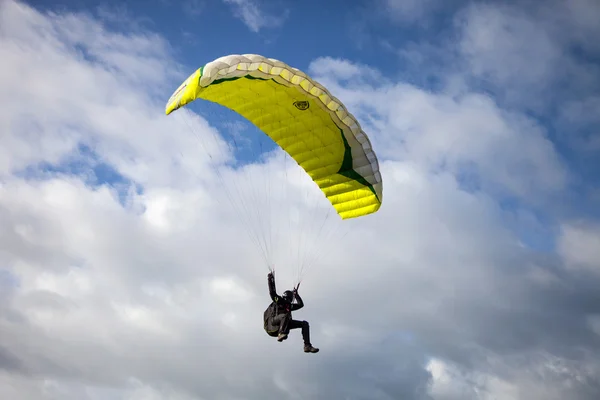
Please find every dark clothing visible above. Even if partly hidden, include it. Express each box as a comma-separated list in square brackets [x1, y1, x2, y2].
[267, 273, 304, 314]
[271, 313, 311, 345]
[264, 273, 311, 345]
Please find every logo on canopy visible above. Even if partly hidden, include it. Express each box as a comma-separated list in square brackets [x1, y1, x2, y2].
[293, 101, 309, 110]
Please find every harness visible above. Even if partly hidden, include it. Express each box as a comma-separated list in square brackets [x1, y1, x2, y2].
[263, 300, 292, 336]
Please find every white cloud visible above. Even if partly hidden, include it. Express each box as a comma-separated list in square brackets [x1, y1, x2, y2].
[454, 1, 600, 113]
[222, 0, 287, 33]
[457, 4, 560, 89]
[426, 357, 519, 400]
[308, 57, 568, 203]
[0, 0, 232, 191]
[558, 222, 600, 274]
[308, 57, 386, 86]
[1, 1, 599, 399]
[426, 354, 600, 400]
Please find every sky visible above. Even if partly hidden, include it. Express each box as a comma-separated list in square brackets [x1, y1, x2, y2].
[1, 0, 600, 399]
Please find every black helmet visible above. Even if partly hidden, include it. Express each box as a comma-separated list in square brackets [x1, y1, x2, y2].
[282, 290, 294, 302]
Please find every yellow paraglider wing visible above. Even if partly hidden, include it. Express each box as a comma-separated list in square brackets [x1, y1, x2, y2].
[165, 54, 382, 219]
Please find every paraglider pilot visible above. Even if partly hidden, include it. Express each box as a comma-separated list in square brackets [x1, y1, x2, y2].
[264, 272, 319, 353]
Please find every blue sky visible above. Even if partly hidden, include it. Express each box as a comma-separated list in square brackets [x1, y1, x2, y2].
[31, 0, 399, 71]
[2, 1, 600, 399]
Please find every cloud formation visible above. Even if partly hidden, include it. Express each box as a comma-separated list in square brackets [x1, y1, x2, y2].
[222, 0, 288, 33]
[1, 1, 600, 399]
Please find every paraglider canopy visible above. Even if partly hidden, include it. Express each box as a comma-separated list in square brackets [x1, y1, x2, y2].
[165, 54, 383, 286]
[165, 54, 382, 219]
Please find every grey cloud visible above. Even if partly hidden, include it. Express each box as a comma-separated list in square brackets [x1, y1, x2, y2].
[451, 0, 600, 126]
[0, 346, 24, 373]
[1, 1, 600, 399]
